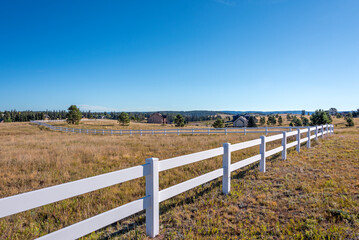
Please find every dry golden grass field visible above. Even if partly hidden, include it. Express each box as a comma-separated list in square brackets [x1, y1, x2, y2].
[0, 118, 358, 239]
[48, 120, 211, 130]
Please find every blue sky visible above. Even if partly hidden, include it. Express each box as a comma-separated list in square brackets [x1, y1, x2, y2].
[0, 0, 358, 112]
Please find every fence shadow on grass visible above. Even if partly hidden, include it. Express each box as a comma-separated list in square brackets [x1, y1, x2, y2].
[99, 160, 265, 239]
[100, 139, 323, 239]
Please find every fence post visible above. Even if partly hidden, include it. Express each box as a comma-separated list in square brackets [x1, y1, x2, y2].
[145, 158, 159, 237]
[289, 127, 292, 132]
[296, 129, 301, 152]
[321, 125, 324, 139]
[307, 127, 311, 148]
[326, 124, 329, 136]
[325, 125, 327, 137]
[111, 129, 113, 135]
[260, 136, 266, 172]
[130, 130, 132, 136]
[141, 130, 142, 136]
[120, 130, 123, 135]
[177, 129, 179, 136]
[244, 127, 246, 136]
[152, 130, 154, 135]
[222, 143, 231, 194]
[208, 128, 210, 135]
[282, 131, 287, 160]
[225, 128, 227, 135]
[102, 130, 104, 135]
[192, 128, 194, 136]
[95, 129, 96, 134]
[87, 129, 88, 134]
[265, 127, 268, 136]
[315, 126, 318, 141]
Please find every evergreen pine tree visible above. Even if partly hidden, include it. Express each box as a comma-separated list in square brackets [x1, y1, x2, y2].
[247, 116, 257, 127]
[118, 112, 130, 126]
[174, 114, 185, 127]
[66, 105, 82, 125]
[212, 118, 224, 128]
[345, 117, 354, 127]
[278, 116, 283, 126]
[260, 117, 265, 126]
[310, 109, 332, 125]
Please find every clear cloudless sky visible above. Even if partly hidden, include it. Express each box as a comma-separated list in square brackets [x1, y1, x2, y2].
[0, 0, 358, 112]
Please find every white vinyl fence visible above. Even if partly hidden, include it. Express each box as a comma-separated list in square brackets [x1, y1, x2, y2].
[0, 124, 334, 239]
[31, 120, 319, 136]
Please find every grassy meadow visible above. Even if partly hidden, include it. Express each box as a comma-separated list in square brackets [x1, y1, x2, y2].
[48, 119, 212, 130]
[0, 117, 358, 239]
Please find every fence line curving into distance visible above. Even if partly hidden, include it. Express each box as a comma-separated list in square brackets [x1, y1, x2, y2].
[0, 124, 334, 239]
[30, 120, 334, 136]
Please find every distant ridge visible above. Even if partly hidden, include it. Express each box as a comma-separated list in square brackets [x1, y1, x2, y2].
[221, 110, 314, 115]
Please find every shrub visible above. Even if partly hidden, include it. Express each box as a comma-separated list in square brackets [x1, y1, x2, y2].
[212, 118, 224, 128]
[174, 114, 185, 127]
[267, 115, 276, 125]
[118, 112, 130, 126]
[290, 116, 302, 126]
[278, 116, 283, 126]
[345, 117, 354, 127]
[301, 117, 309, 126]
[247, 116, 257, 127]
[260, 117, 265, 126]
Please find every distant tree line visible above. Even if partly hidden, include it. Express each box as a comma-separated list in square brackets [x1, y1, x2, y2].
[1, 108, 357, 124]
[0, 110, 45, 122]
[0, 109, 222, 123]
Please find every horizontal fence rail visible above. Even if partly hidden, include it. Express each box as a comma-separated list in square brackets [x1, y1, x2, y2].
[30, 120, 325, 137]
[1, 124, 334, 239]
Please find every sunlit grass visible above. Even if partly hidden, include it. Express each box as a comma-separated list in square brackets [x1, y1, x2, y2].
[0, 117, 358, 239]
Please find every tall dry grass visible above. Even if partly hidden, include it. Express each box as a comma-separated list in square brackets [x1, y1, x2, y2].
[0, 121, 281, 239]
[0, 118, 357, 239]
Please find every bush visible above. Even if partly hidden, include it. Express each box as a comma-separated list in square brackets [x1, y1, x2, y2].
[212, 118, 224, 128]
[267, 115, 276, 125]
[66, 105, 82, 125]
[301, 117, 309, 126]
[346, 118, 354, 127]
[345, 115, 354, 127]
[290, 116, 302, 126]
[260, 117, 265, 126]
[247, 116, 257, 127]
[118, 112, 130, 126]
[174, 114, 185, 127]
[278, 116, 283, 126]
